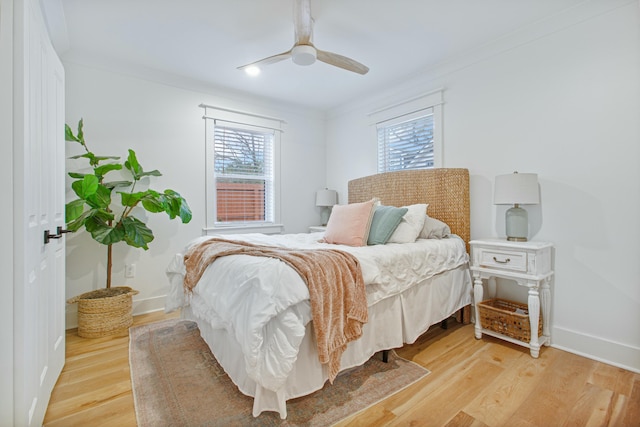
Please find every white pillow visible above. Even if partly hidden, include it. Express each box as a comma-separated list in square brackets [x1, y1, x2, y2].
[419, 214, 451, 239]
[387, 204, 428, 244]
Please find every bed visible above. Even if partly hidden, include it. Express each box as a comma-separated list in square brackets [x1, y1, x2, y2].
[165, 168, 473, 419]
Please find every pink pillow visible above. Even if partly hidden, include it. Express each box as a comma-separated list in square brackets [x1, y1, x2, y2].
[322, 199, 376, 246]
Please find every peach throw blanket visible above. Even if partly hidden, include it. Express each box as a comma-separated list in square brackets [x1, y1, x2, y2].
[183, 238, 368, 383]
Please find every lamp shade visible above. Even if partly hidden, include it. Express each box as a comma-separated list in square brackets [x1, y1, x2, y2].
[494, 172, 540, 205]
[316, 189, 337, 207]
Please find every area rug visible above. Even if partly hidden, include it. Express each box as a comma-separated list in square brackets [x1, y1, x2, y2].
[129, 319, 430, 426]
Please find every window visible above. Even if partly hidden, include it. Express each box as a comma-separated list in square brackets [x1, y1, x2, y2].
[213, 124, 274, 223]
[202, 104, 283, 232]
[370, 89, 443, 173]
[377, 112, 434, 172]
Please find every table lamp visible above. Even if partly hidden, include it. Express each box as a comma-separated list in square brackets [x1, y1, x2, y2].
[316, 189, 337, 225]
[494, 172, 540, 241]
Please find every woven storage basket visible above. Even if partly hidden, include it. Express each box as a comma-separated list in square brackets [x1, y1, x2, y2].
[67, 286, 139, 338]
[478, 298, 542, 342]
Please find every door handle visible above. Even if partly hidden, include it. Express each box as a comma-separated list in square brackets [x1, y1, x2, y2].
[44, 230, 61, 244]
[44, 227, 72, 244]
[57, 226, 72, 235]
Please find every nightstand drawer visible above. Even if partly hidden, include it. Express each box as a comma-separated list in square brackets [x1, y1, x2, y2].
[478, 248, 527, 272]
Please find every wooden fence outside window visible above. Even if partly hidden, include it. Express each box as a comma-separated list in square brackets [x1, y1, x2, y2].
[216, 182, 265, 222]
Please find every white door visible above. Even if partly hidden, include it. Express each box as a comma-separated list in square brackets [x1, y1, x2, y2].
[0, 0, 16, 421]
[12, 0, 66, 425]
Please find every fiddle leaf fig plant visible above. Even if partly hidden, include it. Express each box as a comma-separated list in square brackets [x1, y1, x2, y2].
[65, 118, 192, 288]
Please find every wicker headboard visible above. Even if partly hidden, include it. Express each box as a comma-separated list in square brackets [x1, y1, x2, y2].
[348, 168, 470, 251]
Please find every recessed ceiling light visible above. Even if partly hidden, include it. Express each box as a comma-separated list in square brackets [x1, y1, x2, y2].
[244, 65, 261, 76]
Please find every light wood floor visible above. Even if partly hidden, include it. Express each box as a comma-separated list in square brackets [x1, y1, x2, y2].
[44, 311, 639, 427]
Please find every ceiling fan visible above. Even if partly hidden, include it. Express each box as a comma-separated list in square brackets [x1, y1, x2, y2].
[238, 0, 369, 75]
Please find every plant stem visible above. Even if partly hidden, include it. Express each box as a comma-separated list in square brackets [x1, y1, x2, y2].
[106, 210, 113, 289]
[106, 244, 112, 289]
[119, 179, 138, 221]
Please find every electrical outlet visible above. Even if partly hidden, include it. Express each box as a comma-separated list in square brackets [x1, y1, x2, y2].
[125, 264, 136, 278]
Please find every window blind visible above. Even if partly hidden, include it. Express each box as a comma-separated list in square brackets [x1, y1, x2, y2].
[377, 112, 434, 172]
[213, 123, 274, 224]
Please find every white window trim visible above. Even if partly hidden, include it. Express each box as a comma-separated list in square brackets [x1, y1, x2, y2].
[201, 104, 283, 235]
[368, 88, 444, 168]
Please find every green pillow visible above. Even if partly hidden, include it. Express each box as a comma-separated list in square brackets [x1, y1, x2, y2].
[367, 205, 408, 245]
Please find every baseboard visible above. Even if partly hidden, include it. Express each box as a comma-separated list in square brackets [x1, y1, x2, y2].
[551, 326, 640, 374]
[132, 295, 166, 316]
[65, 294, 167, 330]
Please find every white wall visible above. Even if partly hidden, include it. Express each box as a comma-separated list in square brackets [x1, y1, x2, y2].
[64, 62, 327, 324]
[326, 1, 640, 371]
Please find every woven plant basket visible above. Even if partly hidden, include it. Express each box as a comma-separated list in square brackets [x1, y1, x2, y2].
[67, 286, 139, 338]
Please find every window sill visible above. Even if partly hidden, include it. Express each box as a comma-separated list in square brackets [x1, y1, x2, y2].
[202, 224, 284, 236]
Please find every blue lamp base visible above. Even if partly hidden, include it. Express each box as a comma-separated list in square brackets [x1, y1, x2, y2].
[505, 205, 528, 241]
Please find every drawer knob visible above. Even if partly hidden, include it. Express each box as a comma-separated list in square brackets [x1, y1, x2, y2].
[493, 256, 511, 264]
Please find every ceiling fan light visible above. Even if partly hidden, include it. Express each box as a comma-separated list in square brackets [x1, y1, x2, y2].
[291, 45, 316, 66]
[244, 65, 261, 76]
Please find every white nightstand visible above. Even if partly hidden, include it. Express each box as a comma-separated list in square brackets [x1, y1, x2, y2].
[470, 239, 554, 358]
[308, 226, 327, 233]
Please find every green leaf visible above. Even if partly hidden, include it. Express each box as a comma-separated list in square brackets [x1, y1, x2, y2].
[140, 194, 165, 213]
[178, 198, 193, 223]
[137, 169, 162, 178]
[66, 211, 91, 232]
[92, 155, 120, 162]
[122, 217, 154, 249]
[65, 124, 79, 142]
[86, 152, 98, 166]
[120, 191, 145, 207]
[103, 180, 133, 189]
[68, 172, 86, 179]
[68, 153, 93, 160]
[163, 190, 192, 223]
[71, 175, 99, 199]
[94, 163, 123, 179]
[66, 208, 113, 233]
[69, 153, 119, 162]
[124, 149, 143, 179]
[84, 209, 115, 229]
[65, 199, 86, 222]
[85, 184, 112, 209]
[66, 219, 83, 233]
[77, 118, 85, 144]
[164, 195, 179, 219]
[89, 220, 125, 246]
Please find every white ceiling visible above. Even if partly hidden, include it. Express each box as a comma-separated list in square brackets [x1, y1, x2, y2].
[45, 0, 587, 110]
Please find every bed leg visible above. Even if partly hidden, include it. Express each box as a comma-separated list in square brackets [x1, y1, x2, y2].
[382, 350, 389, 363]
[456, 305, 472, 324]
[440, 319, 448, 329]
[454, 305, 470, 324]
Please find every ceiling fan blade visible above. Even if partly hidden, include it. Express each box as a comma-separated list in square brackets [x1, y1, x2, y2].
[239, 0, 371, 75]
[316, 49, 369, 75]
[237, 50, 292, 71]
[294, 0, 312, 44]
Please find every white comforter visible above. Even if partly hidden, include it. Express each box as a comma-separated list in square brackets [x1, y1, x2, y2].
[166, 232, 468, 393]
